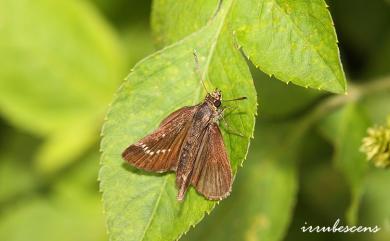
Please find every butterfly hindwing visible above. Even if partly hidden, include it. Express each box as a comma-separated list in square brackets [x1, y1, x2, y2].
[122, 106, 197, 172]
[191, 123, 233, 200]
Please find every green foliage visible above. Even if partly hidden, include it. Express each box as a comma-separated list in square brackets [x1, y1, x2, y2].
[0, 129, 40, 202]
[97, 2, 346, 240]
[360, 90, 390, 124]
[0, 152, 107, 241]
[0, 0, 123, 135]
[0, 1, 390, 241]
[152, 0, 346, 93]
[361, 169, 390, 239]
[0, 0, 124, 173]
[100, 1, 384, 240]
[319, 104, 369, 224]
[253, 70, 322, 119]
[182, 122, 299, 241]
[101, 0, 348, 240]
[0, 0, 152, 240]
[99, 4, 257, 241]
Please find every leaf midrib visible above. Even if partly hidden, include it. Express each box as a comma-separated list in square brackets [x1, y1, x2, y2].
[194, 0, 235, 103]
[135, 1, 238, 239]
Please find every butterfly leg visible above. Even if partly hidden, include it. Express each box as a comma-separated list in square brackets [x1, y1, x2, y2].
[221, 105, 238, 118]
[218, 108, 244, 137]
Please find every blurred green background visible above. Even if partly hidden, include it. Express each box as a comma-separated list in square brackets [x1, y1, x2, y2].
[0, 0, 389, 241]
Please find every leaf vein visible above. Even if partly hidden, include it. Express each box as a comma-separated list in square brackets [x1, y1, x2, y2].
[270, 0, 339, 86]
[138, 175, 168, 241]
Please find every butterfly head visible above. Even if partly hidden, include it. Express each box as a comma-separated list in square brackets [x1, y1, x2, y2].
[205, 89, 222, 108]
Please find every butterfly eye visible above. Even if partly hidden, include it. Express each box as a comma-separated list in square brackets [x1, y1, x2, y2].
[214, 100, 221, 107]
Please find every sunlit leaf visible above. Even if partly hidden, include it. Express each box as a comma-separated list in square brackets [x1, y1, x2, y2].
[99, 3, 257, 241]
[152, 0, 346, 93]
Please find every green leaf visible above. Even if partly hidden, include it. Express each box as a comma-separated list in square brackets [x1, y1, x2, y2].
[318, 103, 369, 224]
[152, 0, 346, 93]
[181, 122, 298, 241]
[0, 0, 124, 172]
[152, 0, 218, 46]
[99, 3, 257, 241]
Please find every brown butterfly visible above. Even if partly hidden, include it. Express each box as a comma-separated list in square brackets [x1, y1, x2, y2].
[122, 50, 246, 201]
[122, 89, 246, 201]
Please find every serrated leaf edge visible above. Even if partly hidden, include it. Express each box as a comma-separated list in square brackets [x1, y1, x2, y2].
[99, 1, 258, 240]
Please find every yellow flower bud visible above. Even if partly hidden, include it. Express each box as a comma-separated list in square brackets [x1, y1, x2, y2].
[360, 117, 390, 168]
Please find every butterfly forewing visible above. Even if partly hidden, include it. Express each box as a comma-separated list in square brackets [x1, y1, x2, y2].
[159, 106, 195, 127]
[191, 123, 232, 200]
[122, 106, 197, 172]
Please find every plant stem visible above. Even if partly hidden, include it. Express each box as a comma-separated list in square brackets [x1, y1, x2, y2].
[289, 76, 390, 142]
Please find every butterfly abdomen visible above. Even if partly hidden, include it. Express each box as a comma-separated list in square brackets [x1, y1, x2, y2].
[176, 103, 215, 200]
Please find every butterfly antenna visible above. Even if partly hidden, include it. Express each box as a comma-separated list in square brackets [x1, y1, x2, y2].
[193, 49, 209, 94]
[212, 0, 223, 18]
[223, 96, 247, 102]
